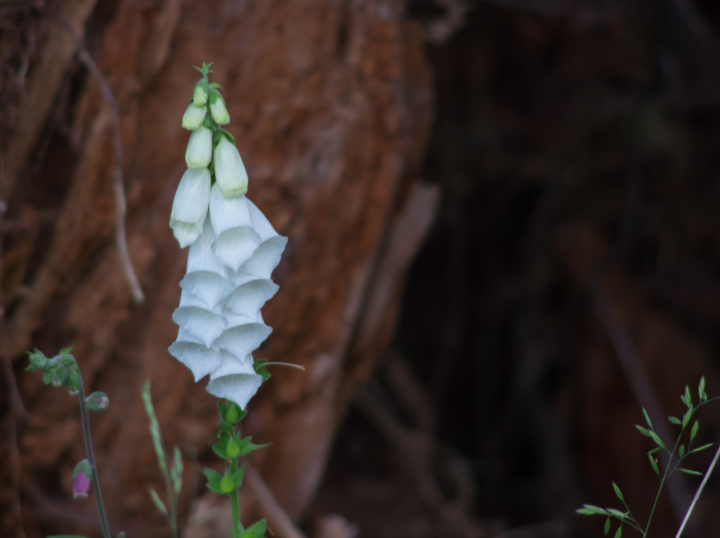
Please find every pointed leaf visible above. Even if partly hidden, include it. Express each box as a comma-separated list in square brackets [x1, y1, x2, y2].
[679, 468, 703, 476]
[203, 467, 222, 488]
[699, 377, 707, 401]
[669, 415, 681, 425]
[612, 483, 624, 502]
[608, 509, 626, 519]
[689, 443, 714, 455]
[604, 518, 611, 535]
[680, 444, 685, 458]
[648, 455, 660, 477]
[642, 408, 653, 429]
[149, 487, 169, 519]
[614, 526, 622, 538]
[691, 420, 699, 442]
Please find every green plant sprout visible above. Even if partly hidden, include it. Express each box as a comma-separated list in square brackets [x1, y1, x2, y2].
[142, 380, 183, 538]
[577, 376, 720, 538]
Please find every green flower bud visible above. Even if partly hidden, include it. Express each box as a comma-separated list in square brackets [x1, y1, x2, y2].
[53, 367, 68, 387]
[193, 83, 209, 106]
[219, 471, 234, 493]
[225, 403, 239, 423]
[209, 91, 230, 125]
[86, 391, 110, 411]
[225, 438, 240, 458]
[182, 103, 207, 130]
[67, 370, 81, 393]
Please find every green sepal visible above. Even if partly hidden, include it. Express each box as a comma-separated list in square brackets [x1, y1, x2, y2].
[236, 436, 271, 458]
[212, 128, 235, 146]
[212, 444, 230, 460]
[26, 348, 48, 370]
[203, 467, 223, 489]
[239, 518, 267, 538]
[209, 82, 223, 89]
[60, 345, 75, 355]
[254, 359, 271, 382]
[66, 370, 81, 392]
[60, 354, 76, 366]
[208, 89, 225, 105]
[43, 366, 56, 385]
[54, 366, 69, 386]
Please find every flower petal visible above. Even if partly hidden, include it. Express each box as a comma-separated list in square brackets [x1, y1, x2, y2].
[185, 126, 213, 169]
[206, 371, 263, 410]
[210, 349, 256, 379]
[246, 198, 280, 241]
[172, 306, 227, 348]
[213, 136, 248, 197]
[168, 341, 223, 381]
[209, 183, 252, 236]
[242, 236, 288, 278]
[170, 222, 204, 249]
[180, 270, 234, 310]
[211, 226, 262, 272]
[224, 278, 279, 318]
[186, 219, 225, 275]
[212, 322, 272, 360]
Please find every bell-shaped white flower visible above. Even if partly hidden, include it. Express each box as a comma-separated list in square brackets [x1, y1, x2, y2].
[182, 103, 207, 130]
[213, 135, 248, 198]
[209, 91, 230, 125]
[193, 83, 209, 106]
[169, 168, 211, 248]
[186, 126, 212, 169]
[207, 351, 263, 410]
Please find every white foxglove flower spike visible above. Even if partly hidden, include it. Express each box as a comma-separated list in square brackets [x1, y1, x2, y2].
[185, 126, 212, 169]
[213, 135, 248, 198]
[169, 65, 288, 411]
[182, 103, 207, 130]
[169, 168, 211, 248]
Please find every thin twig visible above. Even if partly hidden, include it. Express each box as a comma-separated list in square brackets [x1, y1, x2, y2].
[675, 444, 720, 538]
[42, 10, 145, 303]
[78, 374, 112, 538]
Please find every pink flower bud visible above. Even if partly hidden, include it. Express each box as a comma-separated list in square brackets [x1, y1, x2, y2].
[72, 459, 93, 499]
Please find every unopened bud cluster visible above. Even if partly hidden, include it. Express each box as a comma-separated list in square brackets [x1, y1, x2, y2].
[27, 346, 84, 396]
[168, 63, 287, 410]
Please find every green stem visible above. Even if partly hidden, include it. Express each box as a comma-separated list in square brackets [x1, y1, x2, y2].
[230, 458, 240, 533]
[77, 375, 112, 538]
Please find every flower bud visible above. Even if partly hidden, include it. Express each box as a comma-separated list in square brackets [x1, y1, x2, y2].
[226, 438, 240, 458]
[185, 126, 212, 169]
[182, 103, 207, 130]
[213, 135, 248, 198]
[72, 459, 93, 499]
[209, 91, 230, 125]
[66, 369, 81, 393]
[169, 168, 211, 248]
[225, 403, 239, 423]
[86, 391, 110, 411]
[193, 82, 209, 106]
[220, 471, 234, 493]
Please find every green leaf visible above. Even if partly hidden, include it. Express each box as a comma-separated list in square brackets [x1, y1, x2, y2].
[239, 519, 267, 538]
[209, 82, 224, 89]
[604, 518, 611, 535]
[55, 366, 69, 386]
[203, 467, 222, 488]
[642, 408, 653, 429]
[648, 455, 660, 477]
[679, 444, 685, 458]
[236, 436, 272, 458]
[689, 443, 714, 455]
[648, 430, 667, 452]
[576, 504, 609, 516]
[149, 487, 169, 519]
[608, 508, 626, 519]
[685, 385, 692, 409]
[682, 410, 692, 428]
[232, 464, 245, 485]
[612, 483, 624, 503]
[60, 354, 76, 366]
[691, 420, 699, 442]
[668, 416, 681, 425]
[212, 444, 229, 460]
[647, 447, 661, 455]
[679, 468, 703, 476]
[60, 344, 75, 355]
[171, 446, 183, 495]
[614, 526, 622, 538]
[254, 359, 272, 382]
[699, 377, 707, 402]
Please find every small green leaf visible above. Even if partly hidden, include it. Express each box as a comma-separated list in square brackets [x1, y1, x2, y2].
[647, 447, 661, 455]
[614, 526, 622, 538]
[691, 420, 699, 442]
[685, 386, 692, 409]
[608, 508, 626, 519]
[612, 483, 624, 503]
[699, 377, 707, 402]
[648, 430, 667, 451]
[679, 468, 703, 476]
[149, 487, 168, 519]
[642, 408, 653, 429]
[668, 416, 681, 425]
[635, 425, 651, 437]
[239, 519, 267, 538]
[60, 354, 76, 366]
[689, 443, 714, 455]
[682, 410, 692, 428]
[604, 518, 611, 535]
[648, 455, 660, 477]
[679, 444, 685, 458]
[254, 359, 272, 382]
[212, 444, 229, 460]
[43, 367, 56, 385]
[60, 345, 75, 355]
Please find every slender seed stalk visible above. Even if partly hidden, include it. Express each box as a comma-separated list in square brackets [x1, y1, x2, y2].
[77, 375, 112, 538]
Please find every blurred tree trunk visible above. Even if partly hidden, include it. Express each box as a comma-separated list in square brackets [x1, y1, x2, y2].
[0, 0, 434, 536]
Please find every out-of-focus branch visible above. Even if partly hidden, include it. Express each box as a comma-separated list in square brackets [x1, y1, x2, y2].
[42, 11, 145, 303]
